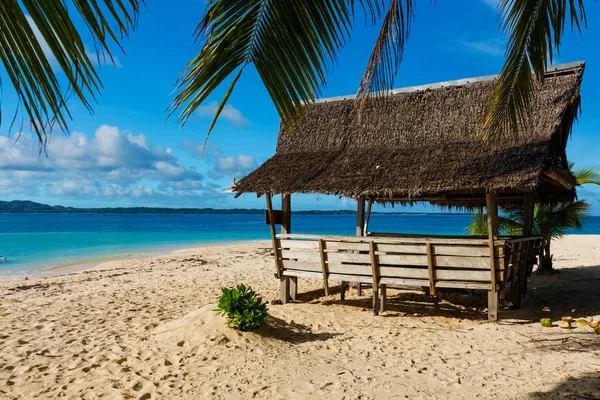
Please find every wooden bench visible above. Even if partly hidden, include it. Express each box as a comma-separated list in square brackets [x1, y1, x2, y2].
[273, 234, 540, 321]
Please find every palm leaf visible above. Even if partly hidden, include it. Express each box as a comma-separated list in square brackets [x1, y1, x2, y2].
[573, 165, 600, 186]
[483, 0, 587, 140]
[356, 0, 415, 108]
[169, 0, 416, 147]
[0, 0, 142, 145]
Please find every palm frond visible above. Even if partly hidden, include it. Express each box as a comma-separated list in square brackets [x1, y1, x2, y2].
[483, 0, 587, 140]
[573, 165, 600, 186]
[169, 0, 392, 148]
[0, 0, 142, 145]
[535, 200, 588, 240]
[356, 0, 414, 108]
[467, 207, 524, 236]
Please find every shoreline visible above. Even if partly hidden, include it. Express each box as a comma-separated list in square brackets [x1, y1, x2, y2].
[2, 239, 269, 281]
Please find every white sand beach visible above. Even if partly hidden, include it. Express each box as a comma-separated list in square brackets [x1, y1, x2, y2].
[1, 235, 599, 399]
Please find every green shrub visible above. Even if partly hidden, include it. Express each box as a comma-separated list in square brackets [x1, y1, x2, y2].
[215, 284, 268, 331]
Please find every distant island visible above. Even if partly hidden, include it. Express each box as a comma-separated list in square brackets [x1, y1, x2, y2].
[0, 200, 464, 215]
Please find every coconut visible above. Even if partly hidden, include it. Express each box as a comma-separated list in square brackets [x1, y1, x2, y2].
[540, 318, 553, 328]
[588, 320, 600, 329]
[575, 319, 588, 327]
[561, 316, 573, 322]
[558, 321, 571, 329]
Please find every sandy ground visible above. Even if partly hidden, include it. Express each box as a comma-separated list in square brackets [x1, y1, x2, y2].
[0, 235, 599, 399]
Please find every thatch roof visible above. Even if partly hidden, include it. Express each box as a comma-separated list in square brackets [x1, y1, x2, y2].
[233, 61, 585, 206]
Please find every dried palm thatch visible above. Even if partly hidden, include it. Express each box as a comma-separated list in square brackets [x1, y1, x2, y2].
[233, 62, 584, 208]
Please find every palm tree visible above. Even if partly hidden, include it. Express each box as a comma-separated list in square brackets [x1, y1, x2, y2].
[467, 163, 600, 273]
[0, 1, 590, 147]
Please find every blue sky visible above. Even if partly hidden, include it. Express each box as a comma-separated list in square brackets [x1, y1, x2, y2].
[1, 0, 599, 213]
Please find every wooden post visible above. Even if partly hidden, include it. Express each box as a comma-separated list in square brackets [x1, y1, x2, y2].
[364, 198, 374, 236]
[426, 242, 438, 308]
[486, 191, 499, 322]
[318, 239, 329, 295]
[379, 284, 386, 313]
[356, 196, 366, 236]
[281, 194, 297, 300]
[354, 197, 366, 296]
[266, 193, 288, 303]
[522, 193, 534, 237]
[369, 241, 379, 315]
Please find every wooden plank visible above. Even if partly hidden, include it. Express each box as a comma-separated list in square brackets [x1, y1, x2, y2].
[318, 239, 329, 296]
[426, 243, 436, 295]
[436, 269, 493, 282]
[282, 270, 322, 279]
[378, 266, 429, 279]
[265, 209, 283, 225]
[377, 254, 428, 266]
[265, 193, 282, 279]
[283, 260, 323, 272]
[278, 233, 490, 246]
[327, 251, 371, 263]
[379, 277, 430, 287]
[328, 273, 373, 284]
[281, 249, 321, 261]
[290, 276, 298, 301]
[326, 241, 370, 251]
[436, 281, 492, 290]
[327, 263, 372, 275]
[364, 198, 374, 236]
[280, 239, 319, 250]
[326, 241, 496, 257]
[434, 255, 491, 269]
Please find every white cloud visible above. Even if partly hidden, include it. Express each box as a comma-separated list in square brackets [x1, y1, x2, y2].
[196, 102, 249, 128]
[182, 141, 222, 159]
[208, 154, 257, 180]
[0, 125, 207, 202]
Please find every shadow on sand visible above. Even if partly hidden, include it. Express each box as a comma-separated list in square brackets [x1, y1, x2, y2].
[528, 372, 600, 399]
[257, 315, 341, 344]
[292, 264, 600, 322]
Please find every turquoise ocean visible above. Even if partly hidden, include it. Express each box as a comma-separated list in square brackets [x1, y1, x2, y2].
[1, 213, 599, 279]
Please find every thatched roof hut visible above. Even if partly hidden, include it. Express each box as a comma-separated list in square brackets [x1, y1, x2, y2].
[233, 61, 584, 207]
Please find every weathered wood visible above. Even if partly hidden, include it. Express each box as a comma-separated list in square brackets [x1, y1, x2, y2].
[369, 241, 379, 315]
[379, 277, 430, 287]
[266, 193, 282, 279]
[356, 197, 366, 237]
[522, 193, 534, 237]
[340, 281, 347, 301]
[280, 277, 290, 304]
[379, 284, 387, 313]
[437, 281, 492, 290]
[327, 263, 372, 275]
[265, 210, 283, 225]
[436, 269, 496, 282]
[282, 270, 322, 279]
[486, 192, 499, 294]
[283, 260, 323, 272]
[426, 243, 436, 296]
[318, 239, 329, 296]
[281, 194, 291, 234]
[434, 255, 492, 269]
[377, 254, 428, 265]
[364, 198, 374, 236]
[329, 273, 373, 284]
[278, 233, 492, 246]
[488, 290, 499, 322]
[280, 239, 319, 250]
[281, 249, 321, 261]
[290, 277, 298, 301]
[327, 251, 371, 263]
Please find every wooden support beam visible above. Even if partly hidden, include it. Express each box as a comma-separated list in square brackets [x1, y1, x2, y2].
[426, 243, 436, 296]
[281, 194, 292, 235]
[364, 197, 374, 236]
[318, 238, 329, 296]
[266, 193, 282, 279]
[290, 277, 298, 301]
[280, 276, 290, 304]
[486, 191, 499, 322]
[281, 194, 296, 300]
[369, 241, 380, 315]
[356, 196, 366, 237]
[522, 193, 534, 237]
[379, 284, 387, 313]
